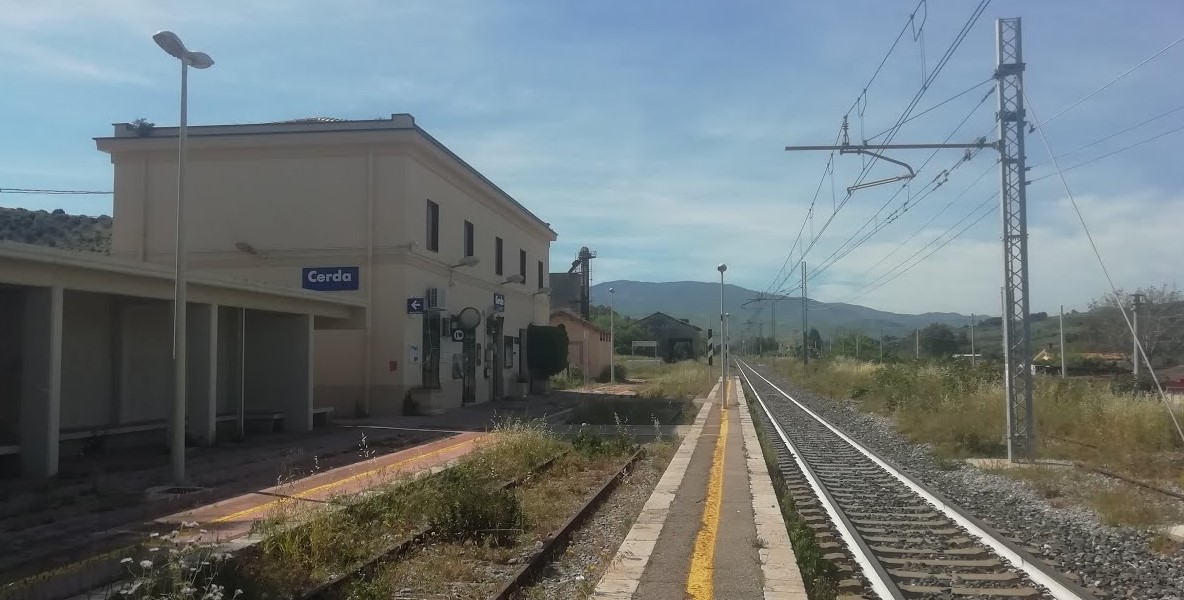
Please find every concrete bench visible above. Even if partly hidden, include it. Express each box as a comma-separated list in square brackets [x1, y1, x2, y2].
[60, 420, 167, 442]
[312, 407, 335, 427]
[216, 411, 285, 433]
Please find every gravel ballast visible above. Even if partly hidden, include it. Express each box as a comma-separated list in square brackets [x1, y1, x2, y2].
[512, 447, 674, 599]
[744, 362, 1184, 600]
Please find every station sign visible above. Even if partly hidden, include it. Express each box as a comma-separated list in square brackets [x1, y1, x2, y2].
[302, 267, 359, 291]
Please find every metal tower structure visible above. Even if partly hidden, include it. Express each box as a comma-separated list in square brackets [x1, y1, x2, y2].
[994, 17, 1034, 459]
[782, 18, 1035, 460]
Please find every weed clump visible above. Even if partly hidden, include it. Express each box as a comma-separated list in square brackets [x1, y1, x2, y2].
[427, 466, 524, 545]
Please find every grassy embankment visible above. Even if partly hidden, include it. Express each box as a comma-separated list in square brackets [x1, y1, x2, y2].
[766, 357, 1184, 528]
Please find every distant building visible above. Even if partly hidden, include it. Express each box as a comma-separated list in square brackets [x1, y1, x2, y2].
[636, 312, 704, 363]
[549, 271, 584, 316]
[550, 309, 611, 379]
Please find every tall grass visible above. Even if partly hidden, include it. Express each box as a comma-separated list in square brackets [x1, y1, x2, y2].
[772, 358, 1183, 479]
[635, 361, 716, 400]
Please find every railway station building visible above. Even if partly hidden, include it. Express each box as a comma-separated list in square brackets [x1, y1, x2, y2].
[95, 113, 556, 417]
[0, 113, 556, 479]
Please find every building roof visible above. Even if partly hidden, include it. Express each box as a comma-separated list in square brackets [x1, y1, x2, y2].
[0, 240, 364, 321]
[550, 308, 609, 334]
[95, 113, 556, 238]
[637, 311, 703, 331]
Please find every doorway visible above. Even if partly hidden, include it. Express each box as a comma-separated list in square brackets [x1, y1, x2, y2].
[488, 316, 503, 401]
[461, 328, 476, 404]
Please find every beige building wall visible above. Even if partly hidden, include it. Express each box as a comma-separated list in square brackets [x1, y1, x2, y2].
[551, 311, 612, 379]
[98, 115, 555, 416]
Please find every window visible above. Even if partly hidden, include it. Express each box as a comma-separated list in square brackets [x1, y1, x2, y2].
[518, 249, 526, 283]
[537, 260, 544, 290]
[426, 200, 439, 252]
[495, 237, 504, 275]
[463, 220, 474, 257]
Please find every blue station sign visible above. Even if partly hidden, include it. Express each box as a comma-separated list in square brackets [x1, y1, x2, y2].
[302, 267, 360, 291]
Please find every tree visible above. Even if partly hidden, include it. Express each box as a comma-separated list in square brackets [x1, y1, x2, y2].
[832, 333, 877, 358]
[527, 324, 568, 379]
[1086, 284, 1184, 368]
[919, 323, 958, 358]
[808, 328, 823, 356]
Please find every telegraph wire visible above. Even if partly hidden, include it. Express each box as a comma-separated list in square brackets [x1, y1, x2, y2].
[1038, 102, 1184, 162]
[865, 78, 994, 141]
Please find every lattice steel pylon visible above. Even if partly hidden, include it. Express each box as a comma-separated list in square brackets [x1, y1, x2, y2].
[995, 17, 1034, 460]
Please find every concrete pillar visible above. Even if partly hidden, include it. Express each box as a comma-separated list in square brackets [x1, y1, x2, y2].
[21, 286, 63, 478]
[244, 311, 312, 433]
[186, 304, 218, 446]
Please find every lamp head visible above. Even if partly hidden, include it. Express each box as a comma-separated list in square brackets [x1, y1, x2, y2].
[153, 31, 187, 59]
[717, 263, 727, 273]
[502, 274, 525, 285]
[153, 31, 214, 69]
[452, 256, 480, 268]
[608, 287, 615, 294]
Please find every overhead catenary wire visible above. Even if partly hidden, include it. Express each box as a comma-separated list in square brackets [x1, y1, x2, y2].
[1039, 31, 1184, 126]
[777, 0, 992, 291]
[1, 187, 113, 195]
[1029, 123, 1184, 184]
[1025, 96, 1184, 447]
[841, 193, 997, 303]
[804, 91, 996, 282]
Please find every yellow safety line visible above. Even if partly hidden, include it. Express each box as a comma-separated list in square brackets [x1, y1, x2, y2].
[686, 381, 730, 599]
[212, 436, 479, 523]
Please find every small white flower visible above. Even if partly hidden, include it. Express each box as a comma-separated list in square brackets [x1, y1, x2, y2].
[149, 532, 160, 538]
[182, 521, 199, 528]
[120, 557, 133, 564]
[139, 559, 153, 568]
[199, 528, 208, 534]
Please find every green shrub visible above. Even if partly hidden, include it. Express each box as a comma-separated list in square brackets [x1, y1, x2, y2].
[596, 363, 628, 383]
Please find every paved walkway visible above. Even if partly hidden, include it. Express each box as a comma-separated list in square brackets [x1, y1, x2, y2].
[593, 377, 807, 600]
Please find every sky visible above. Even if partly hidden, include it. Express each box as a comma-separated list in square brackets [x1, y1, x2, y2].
[2, 0, 1182, 316]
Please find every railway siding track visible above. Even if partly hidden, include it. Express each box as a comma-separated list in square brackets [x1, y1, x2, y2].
[737, 359, 1098, 600]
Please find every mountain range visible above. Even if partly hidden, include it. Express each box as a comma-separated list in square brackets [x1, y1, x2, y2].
[588, 280, 980, 338]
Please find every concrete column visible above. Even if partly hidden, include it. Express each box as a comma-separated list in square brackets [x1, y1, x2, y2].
[186, 304, 218, 446]
[244, 311, 313, 433]
[20, 286, 63, 478]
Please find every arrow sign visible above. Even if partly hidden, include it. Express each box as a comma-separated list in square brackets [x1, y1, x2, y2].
[407, 297, 424, 314]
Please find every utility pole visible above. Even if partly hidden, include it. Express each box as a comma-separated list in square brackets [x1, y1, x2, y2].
[915, 329, 920, 359]
[1059, 305, 1066, 379]
[971, 313, 977, 367]
[856, 334, 860, 359]
[801, 261, 808, 365]
[879, 327, 883, 360]
[1131, 292, 1144, 377]
[781, 17, 1035, 461]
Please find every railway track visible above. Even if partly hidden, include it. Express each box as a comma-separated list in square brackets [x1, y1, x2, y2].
[301, 447, 645, 600]
[737, 359, 1097, 600]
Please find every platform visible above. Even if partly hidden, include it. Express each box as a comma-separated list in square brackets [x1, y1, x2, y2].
[593, 376, 808, 599]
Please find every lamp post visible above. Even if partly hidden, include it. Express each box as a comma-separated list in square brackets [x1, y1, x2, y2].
[609, 288, 615, 383]
[717, 264, 727, 405]
[153, 30, 214, 484]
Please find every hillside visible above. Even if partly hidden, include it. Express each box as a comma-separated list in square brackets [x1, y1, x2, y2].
[0, 206, 112, 253]
[588, 280, 978, 338]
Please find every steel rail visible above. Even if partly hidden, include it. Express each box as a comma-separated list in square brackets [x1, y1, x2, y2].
[737, 359, 1096, 600]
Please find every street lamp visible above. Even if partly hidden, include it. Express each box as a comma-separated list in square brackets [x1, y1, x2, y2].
[609, 288, 616, 383]
[717, 264, 727, 405]
[154, 30, 214, 484]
